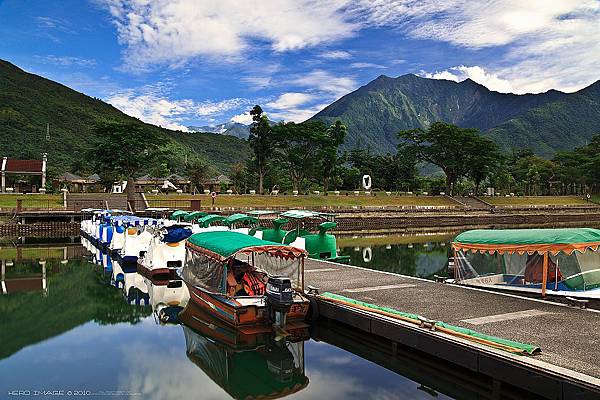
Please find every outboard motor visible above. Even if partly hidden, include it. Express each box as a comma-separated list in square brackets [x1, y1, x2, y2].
[266, 276, 293, 328]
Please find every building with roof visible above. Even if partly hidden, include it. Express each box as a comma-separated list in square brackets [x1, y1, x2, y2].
[1, 154, 47, 193]
[201, 174, 232, 193]
[135, 174, 191, 192]
[56, 172, 102, 192]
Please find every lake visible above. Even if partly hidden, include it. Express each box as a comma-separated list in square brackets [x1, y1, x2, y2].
[0, 236, 543, 399]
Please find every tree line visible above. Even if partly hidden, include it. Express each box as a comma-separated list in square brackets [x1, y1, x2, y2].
[77, 111, 598, 197]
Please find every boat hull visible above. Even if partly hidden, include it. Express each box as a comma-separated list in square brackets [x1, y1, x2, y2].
[184, 283, 309, 334]
[137, 262, 178, 286]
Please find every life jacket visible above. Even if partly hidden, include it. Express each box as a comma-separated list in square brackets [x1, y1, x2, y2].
[242, 271, 265, 296]
[525, 254, 562, 283]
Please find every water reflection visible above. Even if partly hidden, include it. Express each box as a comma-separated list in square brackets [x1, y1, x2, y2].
[0, 236, 545, 399]
[337, 232, 455, 279]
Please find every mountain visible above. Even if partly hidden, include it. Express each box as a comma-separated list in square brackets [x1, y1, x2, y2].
[188, 121, 250, 139]
[0, 59, 251, 173]
[310, 74, 600, 157]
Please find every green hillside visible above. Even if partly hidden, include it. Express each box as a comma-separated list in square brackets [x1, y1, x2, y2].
[485, 81, 600, 157]
[310, 73, 599, 156]
[0, 59, 250, 173]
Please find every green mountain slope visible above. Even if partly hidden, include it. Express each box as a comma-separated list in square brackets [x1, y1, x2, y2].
[485, 82, 600, 157]
[0, 59, 250, 173]
[310, 73, 599, 156]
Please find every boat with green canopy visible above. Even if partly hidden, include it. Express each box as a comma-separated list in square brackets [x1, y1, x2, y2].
[225, 213, 259, 235]
[451, 228, 600, 299]
[252, 210, 350, 264]
[179, 231, 310, 333]
[169, 210, 189, 222]
[183, 211, 208, 222]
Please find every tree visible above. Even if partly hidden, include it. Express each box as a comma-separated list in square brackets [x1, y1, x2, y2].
[186, 159, 211, 194]
[91, 121, 161, 197]
[320, 120, 347, 193]
[466, 137, 501, 195]
[272, 121, 329, 192]
[398, 122, 491, 195]
[248, 105, 273, 194]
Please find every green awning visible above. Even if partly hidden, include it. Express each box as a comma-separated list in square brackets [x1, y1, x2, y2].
[184, 211, 208, 221]
[186, 231, 306, 260]
[453, 228, 600, 254]
[170, 210, 189, 220]
[225, 213, 258, 226]
[197, 214, 226, 228]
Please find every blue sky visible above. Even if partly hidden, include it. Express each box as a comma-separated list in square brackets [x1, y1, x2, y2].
[1, 0, 599, 130]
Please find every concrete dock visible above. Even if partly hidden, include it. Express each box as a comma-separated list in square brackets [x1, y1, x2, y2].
[305, 259, 600, 399]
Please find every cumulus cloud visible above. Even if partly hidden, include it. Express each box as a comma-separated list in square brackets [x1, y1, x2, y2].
[230, 112, 254, 125]
[105, 84, 252, 130]
[422, 65, 514, 93]
[347, 0, 600, 93]
[266, 93, 316, 109]
[101, 0, 358, 69]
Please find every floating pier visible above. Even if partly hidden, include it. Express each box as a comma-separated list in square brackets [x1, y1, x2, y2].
[305, 259, 600, 399]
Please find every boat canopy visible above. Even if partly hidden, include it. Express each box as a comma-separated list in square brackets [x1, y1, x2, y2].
[170, 210, 189, 220]
[225, 213, 258, 226]
[453, 228, 600, 255]
[280, 210, 335, 219]
[187, 231, 306, 261]
[183, 231, 306, 293]
[161, 225, 193, 243]
[184, 211, 208, 222]
[197, 214, 226, 228]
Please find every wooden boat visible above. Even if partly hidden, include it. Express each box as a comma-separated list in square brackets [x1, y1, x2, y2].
[451, 228, 600, 301]
[179, 231, 310, 333]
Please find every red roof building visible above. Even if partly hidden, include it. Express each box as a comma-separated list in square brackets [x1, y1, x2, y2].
[1, 154, 47, 193]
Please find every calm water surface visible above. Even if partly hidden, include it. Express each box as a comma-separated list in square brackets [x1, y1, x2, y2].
[0, 236, 541, 399]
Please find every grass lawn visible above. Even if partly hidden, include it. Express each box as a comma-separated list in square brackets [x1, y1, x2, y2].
[0, 194, 63, 210]
[146, 193, 458, 208]
[483, 196, 590, 206]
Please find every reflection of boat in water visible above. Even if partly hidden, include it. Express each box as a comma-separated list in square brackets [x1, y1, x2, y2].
[145, 277, 189, 325]
[1, 259, 47, 295]
[123, 266, 150, 306]
[452, 228, 600, 301]
[180, 305, 309, 400]
[180, 231, 310, 333]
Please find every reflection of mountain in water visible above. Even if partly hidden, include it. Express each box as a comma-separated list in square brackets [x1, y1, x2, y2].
[1, 252, 150, 360]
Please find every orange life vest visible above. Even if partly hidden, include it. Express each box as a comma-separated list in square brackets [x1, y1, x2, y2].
[242, 272, 265, 296]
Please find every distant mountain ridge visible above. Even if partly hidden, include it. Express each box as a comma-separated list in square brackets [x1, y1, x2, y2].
[188, 121, 250, 139]
[310, 74, 600, 156]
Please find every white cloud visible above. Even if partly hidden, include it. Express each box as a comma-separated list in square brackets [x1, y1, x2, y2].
[422, 65, 514, 93]
[319, 50, 353, 59]
[230, 112, 254, 125]
[268, 102, 331, 123]
[266, 92, 316, 109]
[289, 70, 358, 99]
[350, 62, 386, 69]
[34, 55, 96, 67]
[101, 0, 358, 69]
[105, 84, 252, 130]
[347, 0, 600, 93]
